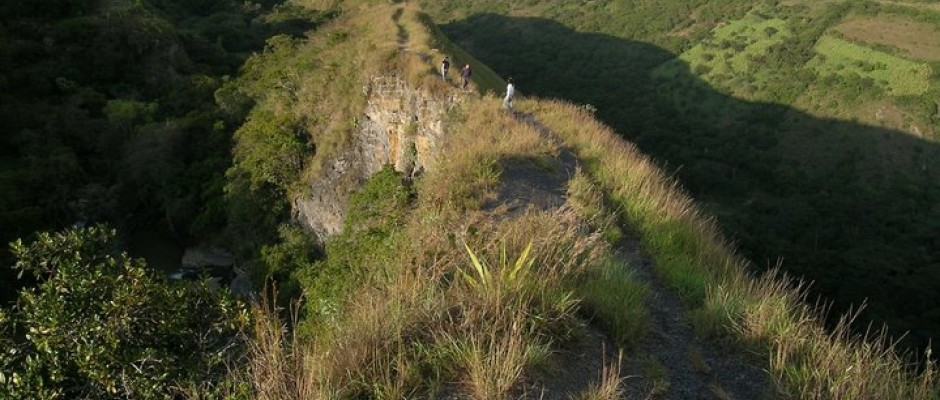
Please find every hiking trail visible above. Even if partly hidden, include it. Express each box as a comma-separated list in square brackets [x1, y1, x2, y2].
[502, 112, 773, 399]
[390, 6, 773, 397]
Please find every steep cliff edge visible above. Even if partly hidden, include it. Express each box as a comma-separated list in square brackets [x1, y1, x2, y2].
[293, 75, 461, 240]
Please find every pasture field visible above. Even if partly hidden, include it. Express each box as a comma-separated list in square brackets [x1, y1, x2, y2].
[836, 15, 940, 61]
[879, 0, 940, 13]
[808, 36, 932, 96]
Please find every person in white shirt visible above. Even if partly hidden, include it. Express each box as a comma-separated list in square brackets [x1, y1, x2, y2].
[503, 77, 515, 110]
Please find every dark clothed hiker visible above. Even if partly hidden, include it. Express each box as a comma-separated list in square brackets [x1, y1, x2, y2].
[460, 64, 472, 90]
[440, 57, 450, 81]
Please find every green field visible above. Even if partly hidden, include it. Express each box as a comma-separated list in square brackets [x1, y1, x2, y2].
[809, 36, 932, 95]
[656, 12, 792, 95]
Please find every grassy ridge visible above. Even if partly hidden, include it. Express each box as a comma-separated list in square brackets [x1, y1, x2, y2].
[224, 1, 940, 398]
[229, 4, 646, 398]
[224, 1, 413, 288]
[525, 98, 940, 399]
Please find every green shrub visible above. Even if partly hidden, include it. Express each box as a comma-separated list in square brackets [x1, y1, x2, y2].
[0, 225, 248, 400]
[231, 110, 309, 193]
[296, 166, 413, 330]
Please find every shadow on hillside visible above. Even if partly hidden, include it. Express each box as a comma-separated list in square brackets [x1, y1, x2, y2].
[442, 14, 940, 353]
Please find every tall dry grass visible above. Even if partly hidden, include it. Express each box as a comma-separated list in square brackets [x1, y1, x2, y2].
[524, 98, 940, 399]
[416, 95, 555, 213]
[240, 296, 338, 400]
[232, 88, 613, 398]
[225, 4, 653, 398]
[239, 208, 607, 398]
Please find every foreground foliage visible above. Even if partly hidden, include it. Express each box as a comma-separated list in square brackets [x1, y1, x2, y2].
[0, 226, 248, 399]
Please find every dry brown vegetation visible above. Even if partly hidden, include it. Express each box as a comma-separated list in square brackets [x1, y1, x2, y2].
[878, 0, 940, 13]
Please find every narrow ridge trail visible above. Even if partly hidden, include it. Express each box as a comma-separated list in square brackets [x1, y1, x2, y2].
[480, 110, 616, 399]
[391, 7, 771, 397]
[509, 112, 772, 399]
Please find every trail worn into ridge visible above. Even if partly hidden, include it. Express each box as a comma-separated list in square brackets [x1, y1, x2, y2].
[481, 111, 614, 399]
[508, 112, 773, 399]
[390, 6, 772, 396]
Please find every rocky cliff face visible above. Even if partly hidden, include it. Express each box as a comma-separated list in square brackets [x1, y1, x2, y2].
[293, 76, 459, 240]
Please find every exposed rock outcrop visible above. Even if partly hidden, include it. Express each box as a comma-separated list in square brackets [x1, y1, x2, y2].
[293, 76, 460, 240]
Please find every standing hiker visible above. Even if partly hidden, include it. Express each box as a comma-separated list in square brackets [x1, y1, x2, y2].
[503, 77, 515, 110]
[440, 56, 450, 81]
[460, 64, 472, 90]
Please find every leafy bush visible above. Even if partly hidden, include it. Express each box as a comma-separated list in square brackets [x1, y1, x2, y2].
[231, 110, 309, 193]
[0, 225, 248, 399]
[296, 166, 413, 329]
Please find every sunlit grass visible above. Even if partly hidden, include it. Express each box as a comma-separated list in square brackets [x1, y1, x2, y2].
[525, 97, 940, 399]
[809, 36, 931, 96]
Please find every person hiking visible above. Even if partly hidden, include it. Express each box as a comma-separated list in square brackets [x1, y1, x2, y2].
[460, 64, 472, 90]
[503, 77, 515, 110]
[440, 56, 450, 81]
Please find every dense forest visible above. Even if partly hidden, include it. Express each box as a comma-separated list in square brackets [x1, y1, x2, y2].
[0, 0, 333, 396]
[421, 0, 940, 352]
[0, 0, 328, 296]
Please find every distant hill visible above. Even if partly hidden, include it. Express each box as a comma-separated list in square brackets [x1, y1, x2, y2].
[419, 0, 940, 351]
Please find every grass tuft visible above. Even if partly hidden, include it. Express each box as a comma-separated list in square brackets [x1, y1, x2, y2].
[571, 352, 626, 400]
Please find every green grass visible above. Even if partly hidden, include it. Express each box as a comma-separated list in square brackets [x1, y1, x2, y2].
[809, 35, 932, 95]
[576, 257, 650, 348]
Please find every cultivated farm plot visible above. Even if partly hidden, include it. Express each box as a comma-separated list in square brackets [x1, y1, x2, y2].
[654, 12, 791, 97]
[808, 36, 932, 96]
[878, 0, 940, 13]
[836, 15, 940, 61]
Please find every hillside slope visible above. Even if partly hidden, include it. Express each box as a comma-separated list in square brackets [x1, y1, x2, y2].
[419, 0, 940, 352]
[226, 2, 939, 399]
[4, 0, 938, 398]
